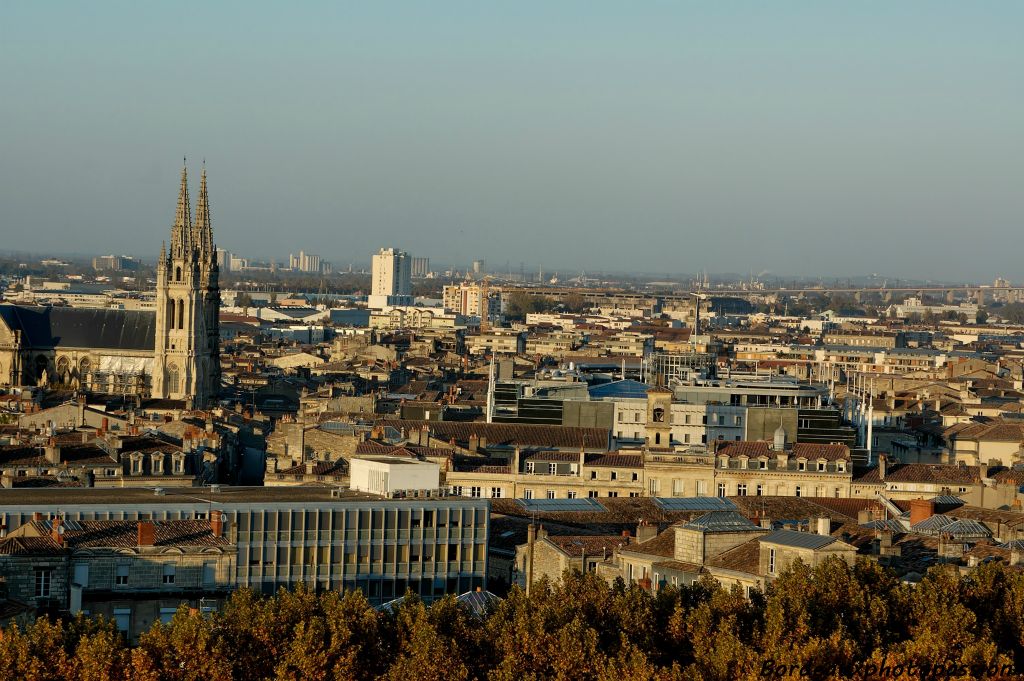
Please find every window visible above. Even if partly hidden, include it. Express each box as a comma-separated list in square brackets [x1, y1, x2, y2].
[837, 461, 846, 472]
[162, 564, 175, 585]
[685, 414, 691, 425]
[958, 487, 968, 493]
[115, 565, 129, 586]
[523, 489, 534, 499]
[470, 486, 481, 498]
[795, 486, 802, 498]
[451, 485, 463, 496]
[652, 407, 665, 423]
[525, 462, 535, 474]
[490, 487, 502, 499]
[834, 487, 841, 498]
[203, 562, 216, 585]
[672, 479, 684, 496]
[73, 564, 89, 588]
[590, 471, 597, 480]
[631, 472, 638, 481]
[817, 461, 826, 472]
[588, 490, 599, 498]
[113, 608, 131, 633]
[759, 459, 767, 470]
[607, 491, 618, 498]
[617, 412, 624, 423]
[768, 548, 776, 574]
[755, 484, 763, 496]
[567, 491, 577, 499]
[34, 569, 52, 598]
[649, 479, 659, 495]
[548, 463, 557, 475]
[717, 483, 726, 498]
[159, 607, 177, 625]
[737, 484, 747, 496]
[683, 434, 690, 444]
[546, 490, 556, 499]
[734, 415, 742, 426]
[696, 480, 707, 497]
[610, 471, 617, 481]
[797, 461, 806, 471]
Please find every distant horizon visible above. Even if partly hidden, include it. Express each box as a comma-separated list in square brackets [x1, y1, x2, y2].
[2, 3, 1020, 281]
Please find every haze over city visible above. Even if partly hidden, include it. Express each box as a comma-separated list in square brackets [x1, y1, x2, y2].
[2, 2, 1022, 280]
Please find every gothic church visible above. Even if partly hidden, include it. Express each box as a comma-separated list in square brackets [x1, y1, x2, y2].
[0, 163, 220, 407]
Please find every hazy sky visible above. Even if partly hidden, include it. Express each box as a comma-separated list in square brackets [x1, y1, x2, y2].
[1, 2, 1021, 281]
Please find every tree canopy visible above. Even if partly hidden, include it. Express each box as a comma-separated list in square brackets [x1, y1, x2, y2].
[2, 559, 1022, 680]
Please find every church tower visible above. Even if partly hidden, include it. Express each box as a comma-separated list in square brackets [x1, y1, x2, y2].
[152, 162, 220, 407]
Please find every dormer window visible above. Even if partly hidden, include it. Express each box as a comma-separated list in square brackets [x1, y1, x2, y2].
[838, 461, 846, 472]
[759, 459, 768, 470]
[797, 460, 806, 471]
[817, 460, 826, 472]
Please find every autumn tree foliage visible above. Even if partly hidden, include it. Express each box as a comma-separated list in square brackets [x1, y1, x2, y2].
[2, 560, 1023, 680]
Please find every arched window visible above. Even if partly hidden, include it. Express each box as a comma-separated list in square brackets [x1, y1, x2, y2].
[167, 298, 175, 330]
[34, 355, 49, 381]
[56, 356, 70, 384]
[175, 266, 182, 281]
[166, 363, 180, 393]
[177, 299, 185, 330]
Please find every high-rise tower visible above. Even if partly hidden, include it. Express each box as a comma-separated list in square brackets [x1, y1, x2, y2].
[152, 162, 220, 407]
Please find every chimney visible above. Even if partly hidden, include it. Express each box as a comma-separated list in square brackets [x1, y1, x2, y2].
[511, 446, 521, 473]
[909, 498, 935, 526]
[77, 395, 86, 427]
[857, 508, 874, 524]
[469, 433, 479, 452]
[636, 521, 657, 543]
[101, 417, 109, 433]
[878, 454, 887, 481]
[526, 523, 537, 597]
[50, 517, 64, 546]
[137, 521, 156, 547]
[816, 516, 831, 536]
[304, 461, 315, 475]
[760, 516, 772, 530]
[44, 444, 61, 465]
[210, 510, 224, 538]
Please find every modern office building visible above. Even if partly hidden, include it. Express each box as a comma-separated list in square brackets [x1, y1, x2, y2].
[0, 486, 490, 605]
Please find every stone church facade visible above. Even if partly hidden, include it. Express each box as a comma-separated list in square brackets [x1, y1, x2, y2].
[0, 164, 220, 407]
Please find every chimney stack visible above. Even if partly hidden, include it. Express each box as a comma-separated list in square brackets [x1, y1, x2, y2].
[816, 516, 831, 536]
[878, 454, 887, 481]
[50, 517, 64, 546]
[636, 521, 658, 543]
[210, 510, 224, 538]
[909, 498, 935, 526]
[137, 521, 156, 547]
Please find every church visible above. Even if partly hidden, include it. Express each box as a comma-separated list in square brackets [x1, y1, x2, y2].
[0, 164, 221, 408]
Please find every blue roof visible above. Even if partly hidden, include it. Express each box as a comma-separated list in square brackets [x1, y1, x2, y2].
[654, 497, 738, 512]
[517, 498, 606, 513]
[682, 511, 761, 533]
[588, 379, 653, 399]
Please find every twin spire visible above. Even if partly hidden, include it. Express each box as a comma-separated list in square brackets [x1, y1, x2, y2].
[170, 159, 213, 259]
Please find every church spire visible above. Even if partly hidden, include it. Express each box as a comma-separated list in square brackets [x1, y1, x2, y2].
[194, 161, 212, 256]
[172, 160, 192, 254]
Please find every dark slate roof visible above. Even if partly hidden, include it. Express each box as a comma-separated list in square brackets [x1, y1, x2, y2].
[761, 529, 838, 550]
[0, 305, 156, 351]
[682, 511, 762, 533]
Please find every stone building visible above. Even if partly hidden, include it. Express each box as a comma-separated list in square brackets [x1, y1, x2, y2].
[0, 163, 220, 408]
[0, 514, 235, 641]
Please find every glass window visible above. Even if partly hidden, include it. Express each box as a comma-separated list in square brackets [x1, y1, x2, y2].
[162, 564, 175, 585]
[115, 565, 129, 586]
[35, 569, 52, 598]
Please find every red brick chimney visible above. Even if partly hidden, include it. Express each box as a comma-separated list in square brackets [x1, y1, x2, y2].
[137, 521, 156, 546]
[50, 517, 64, 546]
[210, 510, 224, 538]
[909, 499, 935, 526]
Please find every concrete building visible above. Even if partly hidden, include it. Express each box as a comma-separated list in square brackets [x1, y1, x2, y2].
[369, 248, 412, 308]
[0, 485, 490, 605]
[411, 257, 430, 279]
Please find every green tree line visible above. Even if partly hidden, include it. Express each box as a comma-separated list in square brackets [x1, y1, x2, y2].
[3, 558, 1023, 680]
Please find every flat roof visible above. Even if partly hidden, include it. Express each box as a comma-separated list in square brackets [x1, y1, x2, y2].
[0, 486, 479, 507]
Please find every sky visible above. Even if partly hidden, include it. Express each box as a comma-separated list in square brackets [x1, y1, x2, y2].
[1, 2, 1021, 281]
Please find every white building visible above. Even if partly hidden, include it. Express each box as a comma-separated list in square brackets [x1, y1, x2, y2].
[349, 456, 441, 496]
[369, 248, 412, 308]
